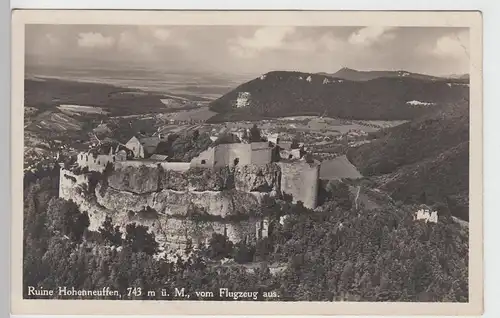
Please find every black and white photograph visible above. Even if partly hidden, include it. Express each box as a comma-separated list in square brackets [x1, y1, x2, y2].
[12, 10, 483, 316]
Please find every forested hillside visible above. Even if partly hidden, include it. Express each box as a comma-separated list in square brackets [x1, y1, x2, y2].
[23, 167, 468, 301]
[208, 71, 469, 122]
[347, 101, 469, 220]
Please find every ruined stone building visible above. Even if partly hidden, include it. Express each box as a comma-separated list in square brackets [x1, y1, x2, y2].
[125, 136, 145, 159]
[414, 209, 439, 223]
[190, 142, 273, 168]
[125, 135, 166, 159]
[278, 161, 320, 209]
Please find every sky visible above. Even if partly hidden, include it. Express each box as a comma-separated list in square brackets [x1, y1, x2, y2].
[25, 25, 470, 77]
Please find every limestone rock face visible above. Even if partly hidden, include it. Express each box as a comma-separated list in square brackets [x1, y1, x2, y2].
[59, 160, 318, 247]
[107, 162, 281, 193]
[96, 183, 266, 218]
[234, 163, 281, 193]
[108, 213, 257, 246]
[108, 163, 160, 194]
[183, 167, 234, 191]
[159, 169, 189, 191]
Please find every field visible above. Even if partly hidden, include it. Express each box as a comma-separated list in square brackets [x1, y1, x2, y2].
[23, 74, 410, 176]
[57, 104, 110, 115]
[158, 107, 218, 122]
[25, 63, 245, 102]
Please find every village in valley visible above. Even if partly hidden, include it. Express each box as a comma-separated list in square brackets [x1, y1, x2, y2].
[25, 71, 446, 247]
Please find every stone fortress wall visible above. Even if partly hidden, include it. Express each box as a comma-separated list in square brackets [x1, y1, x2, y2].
[190, 142, 272, 168]
[76, 152, 116, 173]
[60, 141, 319, 246]
[278, 161, 320, 209]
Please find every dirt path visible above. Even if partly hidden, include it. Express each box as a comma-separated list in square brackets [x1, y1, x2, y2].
[351, 185, 381, 210]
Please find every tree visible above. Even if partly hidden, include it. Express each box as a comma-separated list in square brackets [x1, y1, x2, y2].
[156, 132, 213, 161]
[254, 237, 273, 261]
[192, 129, 200, 141]
[124, 223, 159, 255]
[249, 124, 262, 142]
[433, 201, 452, 218]
[213, 133, 241, 145]
[72, 212, 90, 242]
[185, 238, 193, 255]
[304, 153, 314, 163]
[324, 180, 353, 210]
[45, 198, 89, 242]
[99, 216, 123, 247]
[154, 140, 170, 155]
[419, 191, 428, 205]
[207, 233, 233, 260]
[299, 146, 307, 159]
[271, 146, 281, 162]
[241, 129, 249, 142]
[232, 242, 255, 264]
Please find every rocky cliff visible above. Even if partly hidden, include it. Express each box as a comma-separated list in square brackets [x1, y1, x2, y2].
[60, 168, 259, 245]
[59, 161, 316, 246]
[96, 184, 267, 218]
[108, 161, 281, 193]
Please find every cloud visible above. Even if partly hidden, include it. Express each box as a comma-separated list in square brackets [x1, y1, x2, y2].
[152, 28, 171, 41]
[45, 34, 60, 46]
[432, 30, 469, 60]
[116, 27, 187, 57]
[150, 27, 189, 48]
[228, 26, 296, 58]
[77, 32, 115, 49]
[318, 34, 342, 51]
[117, 31, 136, 50]
[117, 31, 154, 55]
[348, 26, 397, 46]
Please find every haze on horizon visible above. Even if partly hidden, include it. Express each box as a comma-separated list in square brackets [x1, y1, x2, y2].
[25, 25, 470, 78]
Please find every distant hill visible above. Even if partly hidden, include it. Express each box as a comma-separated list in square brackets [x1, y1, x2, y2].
[347, 101, 469, 220]
[318, 67, 444, 82]
[446, 73, 470, 81]
[24, 78, 193, 116]
[317, 67, 470, 82]
[208, 70, 469, 122]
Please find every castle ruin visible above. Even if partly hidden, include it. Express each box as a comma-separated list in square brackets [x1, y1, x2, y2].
[59, 134, 320, 247]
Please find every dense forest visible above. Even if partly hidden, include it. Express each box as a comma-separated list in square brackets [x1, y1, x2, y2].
[23, 165, 469, 302]
[347, 101, 469, 220]
[208, 71, 469, 122]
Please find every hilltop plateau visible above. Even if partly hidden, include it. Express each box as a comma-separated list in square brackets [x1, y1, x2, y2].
[318, 67, 470, 82]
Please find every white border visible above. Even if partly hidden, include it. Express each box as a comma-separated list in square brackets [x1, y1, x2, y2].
[6, 0, 499, 10]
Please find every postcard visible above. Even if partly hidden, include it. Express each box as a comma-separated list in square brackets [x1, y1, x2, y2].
[11, 9, 483, 315]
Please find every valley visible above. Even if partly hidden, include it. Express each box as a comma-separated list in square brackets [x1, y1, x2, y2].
[24, 70, 470, 223]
